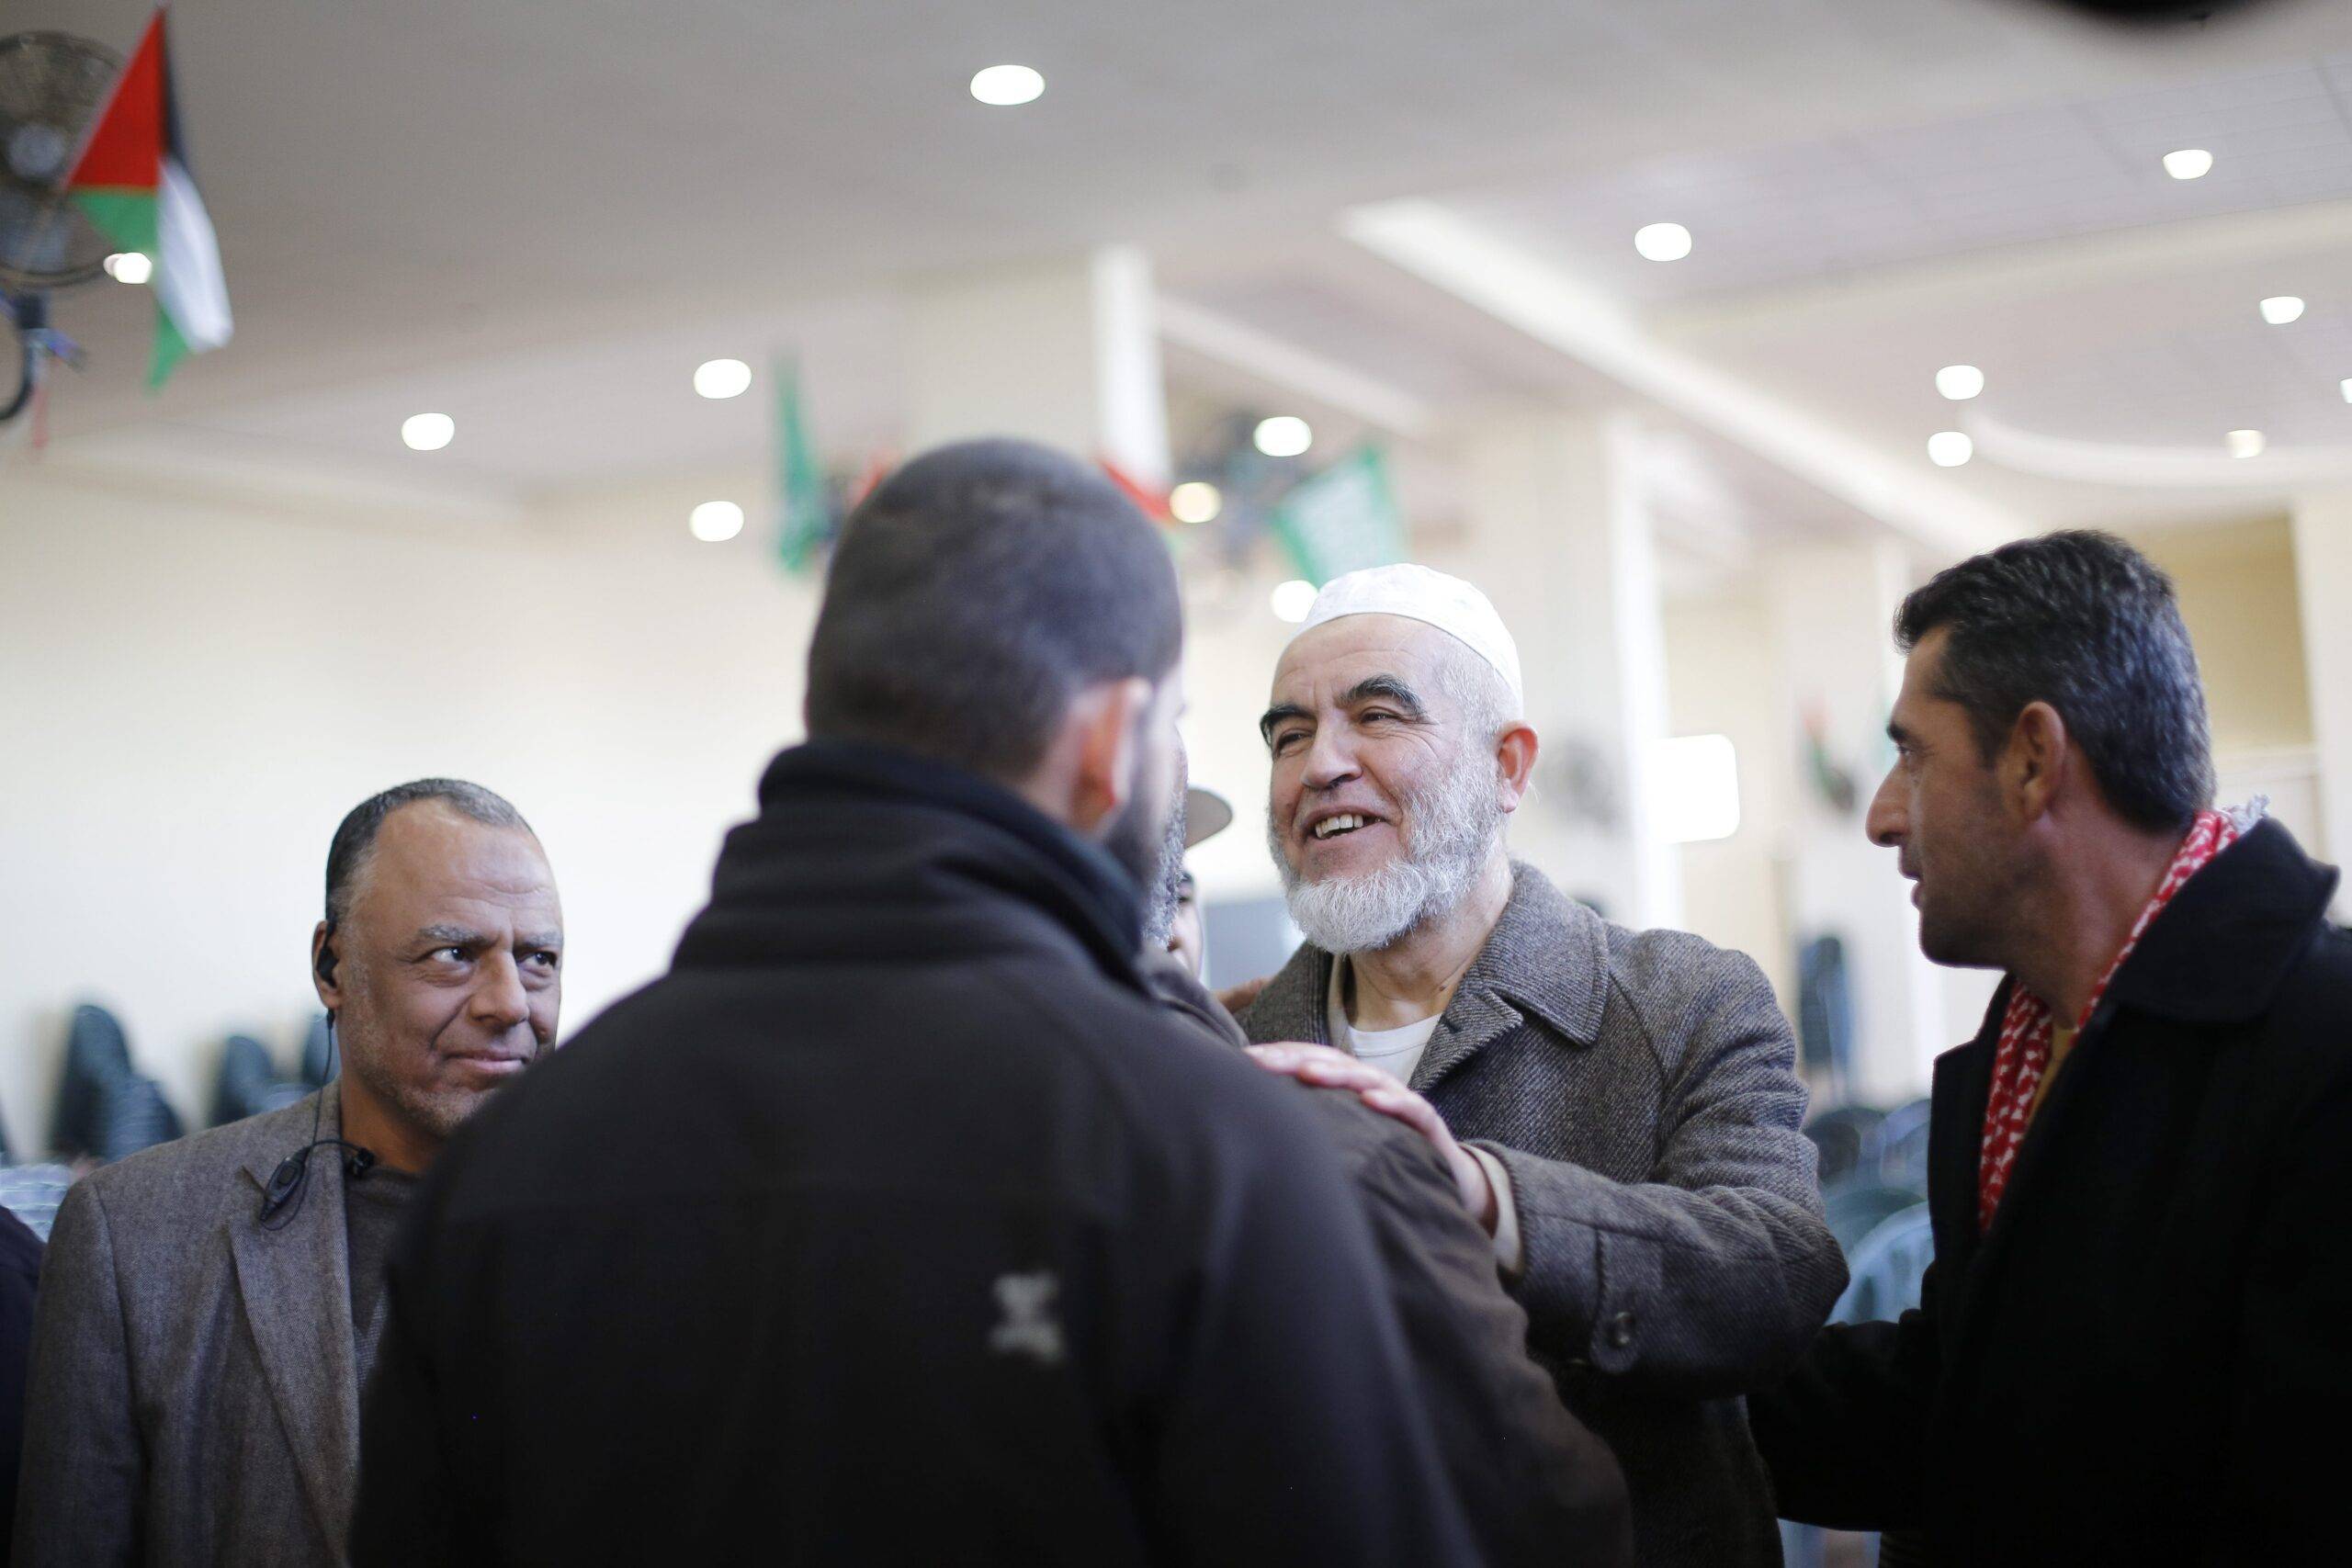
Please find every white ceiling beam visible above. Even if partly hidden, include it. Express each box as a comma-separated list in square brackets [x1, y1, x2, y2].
[1155, 295, 1439, 442]
[1968, 412, 2352, 490]
[1342, 200, 2035, 560]
[1654, 197, 2352, 341]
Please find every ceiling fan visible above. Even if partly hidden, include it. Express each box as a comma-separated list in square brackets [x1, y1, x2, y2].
[0, 30, 125, 425]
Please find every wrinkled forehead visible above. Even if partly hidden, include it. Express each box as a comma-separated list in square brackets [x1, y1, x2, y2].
[352, 805, 562, 932]
[1271, 614, 1457, 708]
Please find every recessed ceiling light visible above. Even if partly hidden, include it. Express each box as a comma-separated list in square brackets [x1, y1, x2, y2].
[1927, 431, 1973, 468]
[101, 251, 152, 285]
[2163, 149, 2213, 181]
[1935, 365, 1985, 401]
[401, 412, 455, 452]
[1169, 480, 1222, 525]
[2226, 429, 2266, 459]
[693, 358, 752, 400]
[1634, 222, 1692, 262]
[2260, 296, 2305, 325]
[1271, 579, 1318, 623]
[2341, 378, 2352, 404]
[969, 64, 1045, 107]
[1254, 415, 1312, 457]
[690, 501, 746, 542]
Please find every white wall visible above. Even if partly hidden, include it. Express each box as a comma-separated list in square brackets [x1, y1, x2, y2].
[0, 467, 818, 1155]
[0, 466, 1312, 1156]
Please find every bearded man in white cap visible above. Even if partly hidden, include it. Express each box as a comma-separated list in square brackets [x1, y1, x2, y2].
[1238, 563, 1844, 1568]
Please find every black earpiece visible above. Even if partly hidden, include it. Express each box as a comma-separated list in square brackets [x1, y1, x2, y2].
[256, 1005, 374, 1230]
[315, 920, 339, 985]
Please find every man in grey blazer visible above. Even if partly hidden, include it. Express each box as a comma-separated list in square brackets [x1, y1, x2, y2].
[1240, 565, 1845, 1567]
[13, 779, 561, 1567]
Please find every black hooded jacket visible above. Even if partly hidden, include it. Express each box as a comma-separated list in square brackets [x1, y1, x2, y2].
[354, 741, 1495, 1565]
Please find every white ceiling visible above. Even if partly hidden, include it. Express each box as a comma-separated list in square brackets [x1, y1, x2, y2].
[12, 0, 2352, 545]
[1462, 51, 2352, 304]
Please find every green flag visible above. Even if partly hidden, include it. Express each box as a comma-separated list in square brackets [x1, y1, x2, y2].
[775, 356, 830, 573]
[1267, 446, 1406, 584]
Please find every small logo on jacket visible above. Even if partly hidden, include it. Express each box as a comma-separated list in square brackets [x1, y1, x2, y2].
[988, 1270, 1065, 1366]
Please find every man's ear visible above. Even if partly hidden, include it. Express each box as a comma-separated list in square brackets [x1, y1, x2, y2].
[310, 920, 342, 1015]
[1067, 676, 1152, 834]
[1495, 721, 1540, 815]
[2004, 701, 2069, 823]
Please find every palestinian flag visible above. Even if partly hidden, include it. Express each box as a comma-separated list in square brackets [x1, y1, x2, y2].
[63, 7, 232, 388]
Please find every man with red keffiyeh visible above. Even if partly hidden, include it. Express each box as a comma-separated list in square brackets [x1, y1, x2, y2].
[1752, 530, 2352, 1565]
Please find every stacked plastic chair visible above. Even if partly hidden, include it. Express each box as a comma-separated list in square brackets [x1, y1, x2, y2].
[1785, 1100, 1938, 1568]
[1873, 1097, 1933, 1193]
[49, 1002, 184, 1165]
[299, 1012, 334, 1089]
[1796, 933, 1855, 1095]
[1803, 1104, 1886, 1189]
[210, 1033, 312, 1127]
[0, 1088, 73, 1241]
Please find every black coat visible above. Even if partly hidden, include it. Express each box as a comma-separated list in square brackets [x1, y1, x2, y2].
[355, 742, 1495, 1566]
[0, 1205, 40, 1567]
[1752, 818, 2352, 1563]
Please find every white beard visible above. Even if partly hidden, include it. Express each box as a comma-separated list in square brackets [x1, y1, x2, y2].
[1273, 756, 1504, 955]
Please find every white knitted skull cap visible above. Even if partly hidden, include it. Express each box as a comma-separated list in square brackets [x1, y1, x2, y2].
[1289, 562, 1524, 717]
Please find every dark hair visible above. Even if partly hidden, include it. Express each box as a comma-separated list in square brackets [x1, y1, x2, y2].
[805, 438, 1183, 781]
[324, 779, 534, 924]
[1894, 530, 2213, 831]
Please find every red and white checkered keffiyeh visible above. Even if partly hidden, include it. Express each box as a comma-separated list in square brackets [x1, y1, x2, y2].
[1976, 807, 2240, 1233]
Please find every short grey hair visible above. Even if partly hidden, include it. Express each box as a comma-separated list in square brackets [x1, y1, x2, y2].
[324, 779, 534, 925]
[1432, 637, 1515, 753]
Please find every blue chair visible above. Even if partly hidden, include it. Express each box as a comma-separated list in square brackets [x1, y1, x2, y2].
[50, 1002, 132, 1158]
[0, 1162, 74, 1242]
[1825, 1181, 1922, 1257]
[300, 1013, 334, 1087]
[1784, 1197, 1935, 1568]
[1875, 1096, 1933, 1195]
[86, 1075, 181, 1164]
[1832, 1201, 1934, 1325]
[51, 1002, 184, 1164]
[1804, 1105, 1886, 1189]
[211, 1033, 310, 1127]
[1797, 934, 1855, 1093]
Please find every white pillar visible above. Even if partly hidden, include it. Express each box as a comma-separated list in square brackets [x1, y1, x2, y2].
[903, 247, 1170, 485]
[2291, 491, 2352, 870]
[1446, 407, 1677, 929]
[1764, 539, 1968, 1100]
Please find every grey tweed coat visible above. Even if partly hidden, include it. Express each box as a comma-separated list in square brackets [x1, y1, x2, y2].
[1241, 863, 1846, 1568]
[13, 1092, 363, 1567]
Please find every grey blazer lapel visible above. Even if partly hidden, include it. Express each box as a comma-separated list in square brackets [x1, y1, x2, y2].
[1237, 942, 1332, 1045]
[1411, 864, 1609, 1094]
[226, 1091, 360, 1550]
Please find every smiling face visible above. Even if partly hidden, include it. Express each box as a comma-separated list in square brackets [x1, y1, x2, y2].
[316, 800, 563, 1158]
[1261, 614, 1517, 953]
[1870, 627, 2029, 970]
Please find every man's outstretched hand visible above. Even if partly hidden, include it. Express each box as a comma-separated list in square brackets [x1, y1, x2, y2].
[1246, 1043, 1498, 1234]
